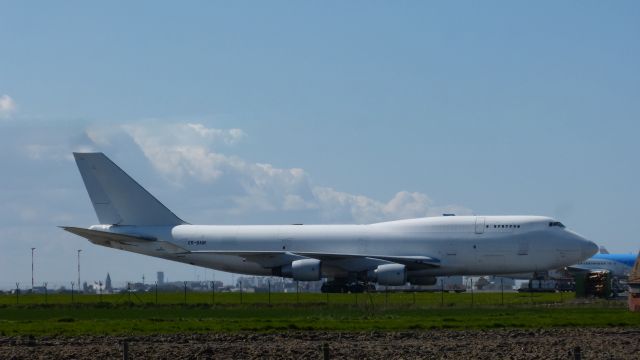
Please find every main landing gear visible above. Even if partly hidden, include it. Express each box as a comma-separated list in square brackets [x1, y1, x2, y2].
[320, 279, 375, 293]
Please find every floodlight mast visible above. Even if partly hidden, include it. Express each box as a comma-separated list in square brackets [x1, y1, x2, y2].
[31, 247, 35, 290]
[77, 249, 82, 293]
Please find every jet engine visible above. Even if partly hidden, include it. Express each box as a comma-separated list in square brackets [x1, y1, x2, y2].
[281, 259, 321, 281]
[407, 275, 437, 286]
[371, 264, 406, 286]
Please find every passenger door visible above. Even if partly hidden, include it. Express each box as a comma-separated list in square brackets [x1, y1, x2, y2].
[475, 217, 485, 234]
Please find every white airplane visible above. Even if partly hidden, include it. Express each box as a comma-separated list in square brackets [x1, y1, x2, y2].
[63, 153, 598, 292]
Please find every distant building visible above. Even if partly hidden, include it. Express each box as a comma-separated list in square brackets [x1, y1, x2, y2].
[157, 271, 164, 285]
[105, 273, 112, 292]
[236, 276, 323, 293]
[89, 281, 105, 293]
[211, 280, 223, 290]
[31, 285, 47, 294]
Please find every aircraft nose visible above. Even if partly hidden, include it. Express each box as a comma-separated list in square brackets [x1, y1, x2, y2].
[580, 237, 598, 259]
[564, 229, 598, 260]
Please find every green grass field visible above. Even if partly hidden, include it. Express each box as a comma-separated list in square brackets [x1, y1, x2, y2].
[0, 290, 577, 306]
[0, 292, 637, 335]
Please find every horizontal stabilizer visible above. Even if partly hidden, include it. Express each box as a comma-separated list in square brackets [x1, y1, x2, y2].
[61, 227, 187, 254]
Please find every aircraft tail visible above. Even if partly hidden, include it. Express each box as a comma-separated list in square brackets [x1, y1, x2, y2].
[73, 152, 186, 226]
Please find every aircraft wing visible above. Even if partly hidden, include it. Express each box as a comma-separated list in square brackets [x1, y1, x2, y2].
[190, 251, 308, 268]
[61, 227, 188, 254]
[566, 265, 587, 273]
[191, 250, 440, 272]
[63, 226, 441, 272]
[298, 253, 439, 269]
[566, 265, 611, 274]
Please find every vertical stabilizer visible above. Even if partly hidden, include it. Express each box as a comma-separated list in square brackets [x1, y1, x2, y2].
[73, 152, 186, 226]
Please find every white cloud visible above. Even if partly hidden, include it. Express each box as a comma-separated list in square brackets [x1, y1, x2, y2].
[85, 128, 111, 146]
[23, 143, 91, 161]
[0, 95, 16, 118]
[120, 121, 471, 223]
[312, 187, 470, 224]
[185, 123, 246, 144]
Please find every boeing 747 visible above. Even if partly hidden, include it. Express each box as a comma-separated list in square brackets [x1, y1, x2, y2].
[63, 153, 598, 292]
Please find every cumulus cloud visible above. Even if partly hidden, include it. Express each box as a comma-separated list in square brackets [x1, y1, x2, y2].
[123, 122, 316, 212]
[312, 188, 470, 224]
[185, 123, 245, 144]
[0, 95, 16, 118]
[123, 123, 246, 184]
[85, 128, 111, 146]
[119, 121, 471, 223]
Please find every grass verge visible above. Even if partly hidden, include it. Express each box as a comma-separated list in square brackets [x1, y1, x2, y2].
[0, 292, 637, 335]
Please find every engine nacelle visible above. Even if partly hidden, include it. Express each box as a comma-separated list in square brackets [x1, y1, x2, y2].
[407, 275, 437, 286]
[281, 259, 322, 281]
[373, 264, 406, 286]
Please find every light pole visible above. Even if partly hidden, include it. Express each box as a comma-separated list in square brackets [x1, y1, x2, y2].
[77, 249, 82, 293]
[31, 247, 35, 291]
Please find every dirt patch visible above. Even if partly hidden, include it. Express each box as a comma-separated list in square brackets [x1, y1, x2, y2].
[1, 328, 639, 359]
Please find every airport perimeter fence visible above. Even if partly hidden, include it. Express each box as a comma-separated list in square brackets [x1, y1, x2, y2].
[1, 281, 627, 309]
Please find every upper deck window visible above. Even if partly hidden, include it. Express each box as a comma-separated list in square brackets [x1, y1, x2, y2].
[549, 221, 565, 228]
[491, 224, 521, 229]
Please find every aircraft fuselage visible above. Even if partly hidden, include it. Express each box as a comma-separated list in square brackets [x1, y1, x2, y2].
[88, 215, 596, 279]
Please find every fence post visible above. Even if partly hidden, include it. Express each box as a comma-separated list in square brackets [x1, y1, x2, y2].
[239, 280, 243, 304]
[15, 282, 19, 304]
[183, 281, 187, 305]
[122, 340, 129, 360]
[44, 282, 48, 304]
[322, 342, 330, 360]
[470, 278, 474, 308]
[127, 283, 131, 303]
[211, 281, 215, 305]
[296, 281, 300, 304]
[441, 279, 444, 307]
[385, 286, 388, 305]
[155, 281, 158, 304]
[573, 346, 581, 360]
[268, 280, 271, 305]
[501, 278, 504, 306]
[71, 282, 75, 304]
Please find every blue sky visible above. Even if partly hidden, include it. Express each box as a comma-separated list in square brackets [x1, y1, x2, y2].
[0, 2, 638, 289]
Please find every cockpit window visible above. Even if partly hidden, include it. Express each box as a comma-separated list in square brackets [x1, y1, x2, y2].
[548, 221, 565, 228]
